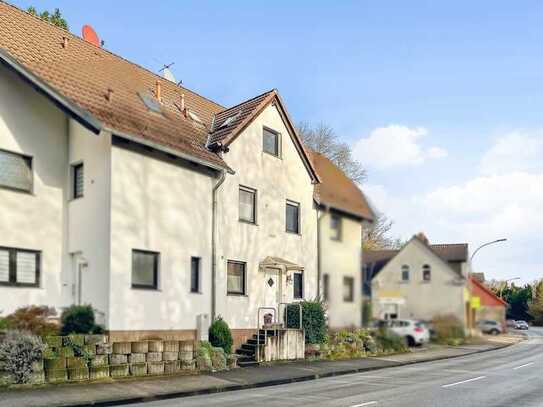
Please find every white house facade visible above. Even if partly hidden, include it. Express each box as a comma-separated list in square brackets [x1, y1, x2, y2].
[0, 3, 326, 345]
[364, 234, 469, 327]
[310, 152, 374, 329]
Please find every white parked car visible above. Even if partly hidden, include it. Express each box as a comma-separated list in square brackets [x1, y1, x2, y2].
[376, 319, 430, 346]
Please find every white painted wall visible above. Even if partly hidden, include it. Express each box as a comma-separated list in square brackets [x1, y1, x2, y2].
[0, 65, 69, 315]
[67, 120, 111, 323]
[108, 142, 214, 331]
[372, 238, 466, 325]
[320, 211, 363, 328]
[215, 104, 318, 329]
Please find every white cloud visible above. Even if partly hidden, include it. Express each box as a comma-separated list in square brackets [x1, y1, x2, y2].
[353, 125, 447, 169]
[480, 131, 543, 175]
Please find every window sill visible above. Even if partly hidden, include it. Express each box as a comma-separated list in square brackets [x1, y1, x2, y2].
[227, 293, 248, 297]
[262, 150, 281, 160]
[0, 185, 34, 196]
[131, 286, 160, 291]
[239, 219, 258, 226]
[0, 282, 40, 288]
[286, 230, 301, 236]
[189, 291, 203, 295]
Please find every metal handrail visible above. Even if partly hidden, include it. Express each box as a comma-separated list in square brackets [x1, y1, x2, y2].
[256, 306, 276, 363]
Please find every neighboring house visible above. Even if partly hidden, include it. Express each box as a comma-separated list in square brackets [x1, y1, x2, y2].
[467, 276, 507, 329]
[0, 3, 320, 344]
[364, 234, 469, 327]
[310, 152, 374, 328]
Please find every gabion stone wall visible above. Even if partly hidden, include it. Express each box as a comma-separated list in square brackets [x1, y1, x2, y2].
[41, 335, 196, 383]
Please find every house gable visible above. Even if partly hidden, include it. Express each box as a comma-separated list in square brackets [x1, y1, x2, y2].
[374, 236, 466, 284]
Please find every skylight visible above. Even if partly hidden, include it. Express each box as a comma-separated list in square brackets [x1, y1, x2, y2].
[219, 111, 241, 128]
[188, 110, 203, 124]
[138, 91, 162, 114]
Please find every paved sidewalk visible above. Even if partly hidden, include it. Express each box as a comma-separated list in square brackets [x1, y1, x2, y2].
[0, 337, 521, 407]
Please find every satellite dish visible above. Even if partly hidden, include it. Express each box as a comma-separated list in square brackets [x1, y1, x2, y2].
[82, 25, 100, 47]
[162, 67, 177, 83]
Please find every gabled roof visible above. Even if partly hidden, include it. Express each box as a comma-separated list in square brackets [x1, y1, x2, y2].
[0, 1, 228, 170]
[363, 234, 468, 279]
[309, 151, 374, 221]
[208, 89, 276, 146]
[208, 89, 320, 183]
[469, 277, 508, 307]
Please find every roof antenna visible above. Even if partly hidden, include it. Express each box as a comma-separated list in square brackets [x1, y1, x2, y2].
[159, 62, 177, 83]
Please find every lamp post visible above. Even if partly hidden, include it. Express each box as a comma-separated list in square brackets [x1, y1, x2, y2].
[470, 238, 507, 264]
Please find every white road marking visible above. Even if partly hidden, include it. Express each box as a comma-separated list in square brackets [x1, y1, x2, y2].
[513, 362, 534, 370]
[351, 402, 378, 407]
[442, 375, 486, 388]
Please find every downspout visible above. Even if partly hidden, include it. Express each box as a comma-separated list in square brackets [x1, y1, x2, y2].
[316, 207, 322, 299]
[211, 170, 226, 321]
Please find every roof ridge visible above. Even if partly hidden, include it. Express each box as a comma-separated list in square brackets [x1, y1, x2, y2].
[1, 0, 225, 111]
[216, 88, 276, 114]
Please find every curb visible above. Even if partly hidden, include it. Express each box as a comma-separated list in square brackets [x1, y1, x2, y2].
[45, 341, 519, 407]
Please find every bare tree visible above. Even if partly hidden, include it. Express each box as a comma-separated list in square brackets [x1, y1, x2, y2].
[362, 211, 403, 250]
[297, 121, 366, 184]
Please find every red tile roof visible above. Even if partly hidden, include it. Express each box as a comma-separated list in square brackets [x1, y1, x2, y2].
[0, 1, 229, 169]
[309, 151, 374, 220]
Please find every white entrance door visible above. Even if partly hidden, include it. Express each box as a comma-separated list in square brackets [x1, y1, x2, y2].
[71, 253, 86, 305]
[263, 268, 281, 317]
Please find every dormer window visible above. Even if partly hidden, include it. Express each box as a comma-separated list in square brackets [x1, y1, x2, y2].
[263, 127, 280, 157]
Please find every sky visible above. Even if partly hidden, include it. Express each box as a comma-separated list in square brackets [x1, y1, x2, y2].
[11, 1, 543, 283]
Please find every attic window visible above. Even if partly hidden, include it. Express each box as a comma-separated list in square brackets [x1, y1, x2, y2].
[138, 91, 162, 114]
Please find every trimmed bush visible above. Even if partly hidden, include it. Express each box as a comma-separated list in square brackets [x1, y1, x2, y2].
[61, 305, 103, 335]
[374, 328, 407, 353]
[209, 317, 233, 354]
[432, 314, 465, 345]
[4, 306, 58, 337]
[0, 330, 45, 384]
[286, 300, 327, 344]
[195, 341, 213, 371]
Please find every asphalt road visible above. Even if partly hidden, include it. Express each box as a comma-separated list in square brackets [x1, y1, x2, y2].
[127, 328, 543, 407]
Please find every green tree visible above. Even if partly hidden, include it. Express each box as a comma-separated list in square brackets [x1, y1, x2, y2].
[529, 280, 543, 326]
[27, 6, 68, 30]
[493, 282, 533, 321]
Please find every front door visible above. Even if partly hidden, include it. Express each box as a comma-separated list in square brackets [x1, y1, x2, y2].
[264, 268, 281, 313]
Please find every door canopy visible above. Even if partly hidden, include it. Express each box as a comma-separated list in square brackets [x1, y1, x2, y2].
[259, 256, 303, 272]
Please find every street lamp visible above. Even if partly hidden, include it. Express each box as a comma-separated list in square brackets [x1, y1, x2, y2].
[470, 238, 507, 263]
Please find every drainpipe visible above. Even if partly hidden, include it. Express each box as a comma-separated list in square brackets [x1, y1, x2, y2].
[316, 207, 322, 299]
[211, 170, 226, 321]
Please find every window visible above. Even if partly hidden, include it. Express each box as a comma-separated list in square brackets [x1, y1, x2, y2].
[422, 264, 431, 281]
[293, 271, 304, 299]
[190, 257, 200, 293]
[263, 127, 280, 156]
[72, 163, 84, 199]
[132, 250, 159, 289]
[323, 274, 330, 301]
[330, 213, 342, 241]
[286, 200, 300, 234]
[0, 149, 32, 193]
[227, 261, 246, 295]
[239, 186, 256, 224]
[0, 247, 40, 287]
[343, 276, 354, 302]
[401, 265, 410, 281]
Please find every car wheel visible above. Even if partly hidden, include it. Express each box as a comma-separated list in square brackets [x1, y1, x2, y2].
[405, 336, 415, 347]
[490, 329, 500, 335]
